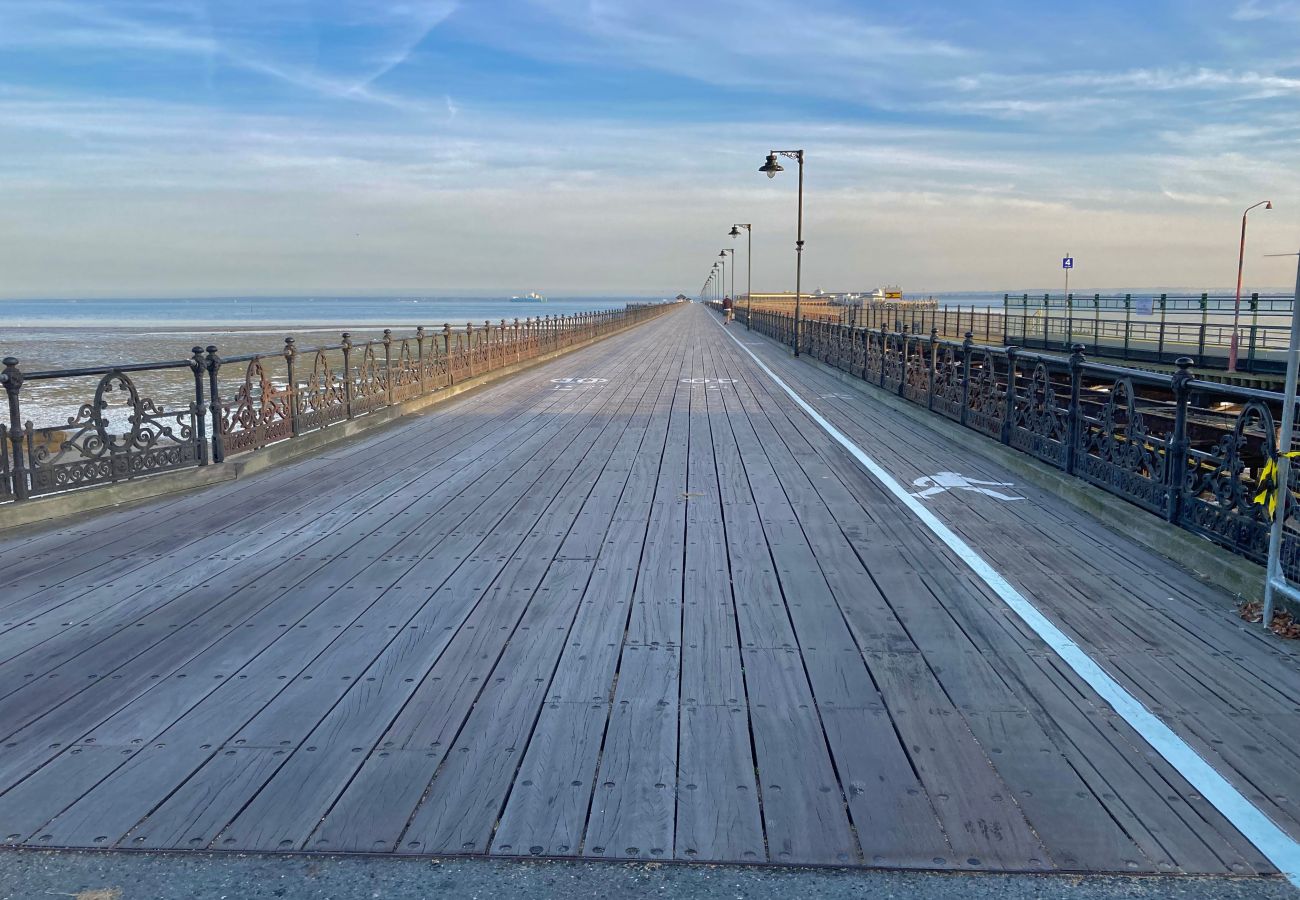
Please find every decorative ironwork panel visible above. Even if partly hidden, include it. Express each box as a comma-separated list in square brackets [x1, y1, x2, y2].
[931, 343, 963, 421]
[1008, 360, 1069, 468]
[298, 349, 348, 433]
[27, 370, 200, 497]
[1075, 377, 1170, 514]
[815, 324, 831, 366]
[221, 358, 293, 455]
[966, 350, 1004, 438]
[391, 340, 422, 403]
[865, 332, 883, 382]
[521, 332, 540, 360]
[350, 344, 388, 416]
[850, 330, 867, 377]
[903, 339, 930, 403]
[447, 336, 471, 381]
[470, 331, 491, 370]
[806, 322, 826, 362]
[1179, 401, 1300, 575]
[421, 347, 449, 388]
[834, 325, 854, 372]
[882, 334, 904, 392]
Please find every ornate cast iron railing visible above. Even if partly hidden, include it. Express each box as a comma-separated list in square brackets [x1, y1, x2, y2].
[731, 305, 1300, 581]
[1, 302, 676, 504]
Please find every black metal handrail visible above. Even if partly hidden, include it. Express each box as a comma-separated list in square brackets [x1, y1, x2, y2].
[0, 301, 679, 504]
[840, 293, 1296, 373]
[723, 302, 1300, 581]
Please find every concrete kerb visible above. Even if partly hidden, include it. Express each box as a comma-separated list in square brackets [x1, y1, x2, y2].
[749, 328, 1286, 614]
[0, 315, 670, 535]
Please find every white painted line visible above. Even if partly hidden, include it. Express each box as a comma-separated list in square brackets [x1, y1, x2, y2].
[716, 318, 1300, 886]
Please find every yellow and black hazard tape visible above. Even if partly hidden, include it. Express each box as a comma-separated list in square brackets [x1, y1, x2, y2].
[1254, 451, 1300, 516]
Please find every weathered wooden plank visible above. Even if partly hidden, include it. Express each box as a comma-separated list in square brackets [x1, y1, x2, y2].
[130, 748, 287, 850]
[582, 697, 678, 860]
[741, 648, 859, 864]
[491, 701, 609, 857]
[675, 703, 764, 862]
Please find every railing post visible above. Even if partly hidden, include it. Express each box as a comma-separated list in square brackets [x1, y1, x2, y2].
[1001, 293, 1009, 344]
[382, 329, 394, 405]
[416, 326, 427, 395]
[442, 324, 453, 385]
[3, 357, 29, 500]
[1157, 293, 1168, 359]
[1066, 344, 1085, 475]
[880, 328, 888, 388]
[190, 346, 209, 465]
[1166, 357, 1194, 523]
[1248, 292, 1260, 372]
[340, 333, 353, 418]
[1123, 294, 1132, 359]
[1065, 293, 1074, 349]
[1092, 294, 1100, 351]
[466, 322, 475, 377]
[205, 346, 225, 462]
[1001, 346, 1018, 445]
[960, 332, 973, 427]
[1042, 293, 1050, 348]
[1197, 292, 1208, 364]
[284, 337, 300, 437]
[927, 327, 938, 410]
[514, 317, 521, 363]
[899, 328, 909, 398]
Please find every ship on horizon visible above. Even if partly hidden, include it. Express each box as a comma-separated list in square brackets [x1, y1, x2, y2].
[510, 291, 546, 303]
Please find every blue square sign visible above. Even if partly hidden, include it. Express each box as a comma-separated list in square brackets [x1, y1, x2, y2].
[1062, 256, 1074, 269]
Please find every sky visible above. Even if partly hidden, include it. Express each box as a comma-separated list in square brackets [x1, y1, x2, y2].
[1, 0, 1299, 298]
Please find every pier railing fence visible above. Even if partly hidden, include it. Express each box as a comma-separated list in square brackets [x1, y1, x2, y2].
[733, 304, 1300, 582]
[0, 302, 676, 504]
[886, 293, 1296, 373]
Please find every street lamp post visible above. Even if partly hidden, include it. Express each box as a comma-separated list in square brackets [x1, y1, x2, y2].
[730, 224, 752, 329]
[1230, 199, 1272, 372]
[758, 150, 805, 355]
[719, 249, 735, 306]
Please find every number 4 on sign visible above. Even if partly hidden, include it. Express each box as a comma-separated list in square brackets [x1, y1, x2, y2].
[1062, 257, 1074, 270]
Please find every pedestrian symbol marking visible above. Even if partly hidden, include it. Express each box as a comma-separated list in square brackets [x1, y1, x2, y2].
[910, 472, 1024, 501]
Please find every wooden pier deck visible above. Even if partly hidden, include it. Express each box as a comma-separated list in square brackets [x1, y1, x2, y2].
[1, 302, 1298, 880]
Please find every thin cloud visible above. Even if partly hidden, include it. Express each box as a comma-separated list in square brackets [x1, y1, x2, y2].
[1232, 0, 1300, 21]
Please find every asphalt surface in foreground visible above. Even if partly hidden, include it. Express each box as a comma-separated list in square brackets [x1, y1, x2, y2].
[1, 851, 1293, 900]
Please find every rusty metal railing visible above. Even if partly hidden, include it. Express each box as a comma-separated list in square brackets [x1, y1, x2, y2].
[0, 301, 678, 503]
